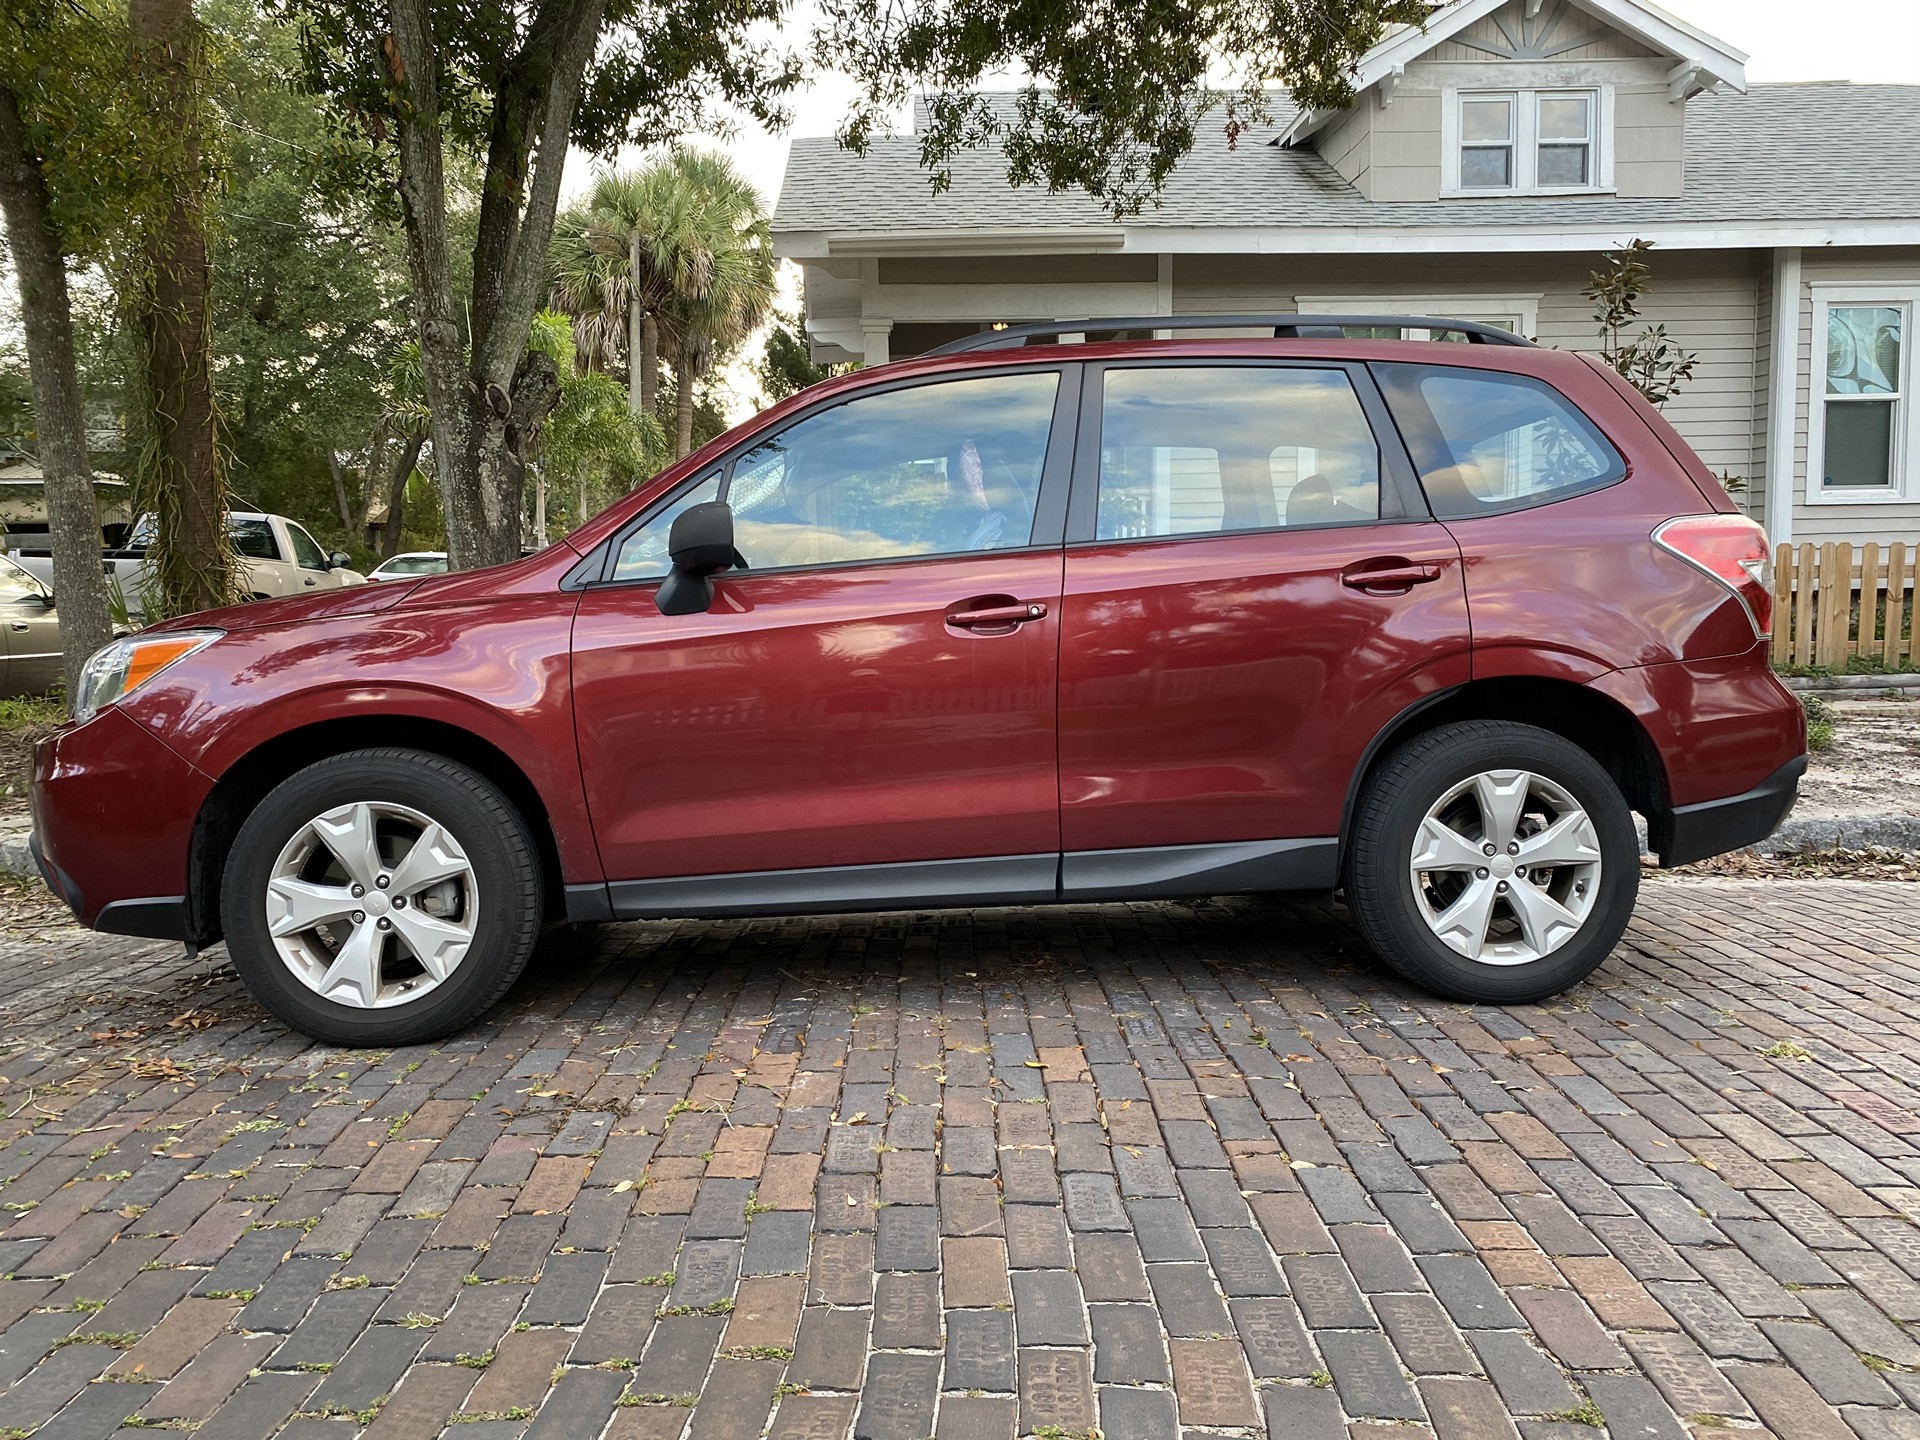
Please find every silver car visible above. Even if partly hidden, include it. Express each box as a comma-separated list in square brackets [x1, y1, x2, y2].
[0, 553, 61, 697]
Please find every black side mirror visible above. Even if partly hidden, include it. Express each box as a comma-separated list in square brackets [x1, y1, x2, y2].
[654, 501, 746, 616]
[33, 591, 53, 610]
[329, 551, 352, 570]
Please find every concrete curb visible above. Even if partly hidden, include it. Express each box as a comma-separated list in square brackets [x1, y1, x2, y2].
[1783, 673, 1920, 694]
[0, 834, 34, 880]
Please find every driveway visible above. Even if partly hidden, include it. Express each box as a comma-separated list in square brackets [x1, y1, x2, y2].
[1, 877, 1917, 1439]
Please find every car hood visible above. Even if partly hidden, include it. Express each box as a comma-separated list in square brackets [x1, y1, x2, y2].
[154, 579, 428, 634]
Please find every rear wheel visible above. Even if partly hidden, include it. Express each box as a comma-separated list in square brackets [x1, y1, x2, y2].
[221, 749, 542, 1045]
[1345, 721, 1638, 1003]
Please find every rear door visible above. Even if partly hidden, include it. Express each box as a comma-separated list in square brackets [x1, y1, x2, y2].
[1056, 360, 1471, 890]
[571, 365, 1077, 901]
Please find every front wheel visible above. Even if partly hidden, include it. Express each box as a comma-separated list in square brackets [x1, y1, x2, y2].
[1345, 721, 1638, 1004]
[221, 749, 543, 1046]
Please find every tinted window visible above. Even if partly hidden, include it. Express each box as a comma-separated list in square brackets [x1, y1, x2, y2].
[1095, 367, 1382, 541]
[1375, 363, 1625, 518]
[230, 519, 280, 561]
[611, 473, 722, 581]
[288, 524, 329, 570]
[722, 372, 1057, 570]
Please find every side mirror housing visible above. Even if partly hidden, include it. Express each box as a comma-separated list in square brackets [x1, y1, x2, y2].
[329, 551, 352, 570]
[654, 502, 745, 616]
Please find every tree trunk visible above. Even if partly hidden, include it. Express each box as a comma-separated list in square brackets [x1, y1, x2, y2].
[388, 0, 608, 571]
[129, 0, 233, 618]
[675, 360, 696, 460]
[326, 448, 355, 535]
[0, 85, 114, 698]
[380, 434, 424, 561]
[641, 312, 659, 419]
[628, 229, 644, 419]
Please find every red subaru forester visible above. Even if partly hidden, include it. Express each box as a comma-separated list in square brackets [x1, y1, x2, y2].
[33, 317, 1805, 1045]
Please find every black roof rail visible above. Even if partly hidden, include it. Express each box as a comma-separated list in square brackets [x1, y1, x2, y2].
[923, 313, 1537, 356]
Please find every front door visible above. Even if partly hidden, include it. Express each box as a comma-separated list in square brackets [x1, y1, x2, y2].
[572, 366, 1076, 902]
[1057, 361, 1471, 885]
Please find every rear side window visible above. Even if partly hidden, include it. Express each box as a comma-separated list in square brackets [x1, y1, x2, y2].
[1096, 367, 1382, 541]
[1374, 363, 1625, 519]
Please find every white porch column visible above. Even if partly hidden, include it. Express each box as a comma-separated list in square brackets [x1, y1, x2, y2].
[1764, 246, 1802, 548]
[861, 318, 893, 366]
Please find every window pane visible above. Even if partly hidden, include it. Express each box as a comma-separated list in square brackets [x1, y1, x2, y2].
[1375, 364, 1627, 519]
[611, 473, 722, 580]
[1824, 400, 1895, 487]
[288, 525, 329, 570]
[1461, 98, 1512, 142]
[1460, 146, 1512, 188]
[1096, 368, 1381, 541]
[1536, 143, 1589, 187]
[1537, 96, 1590, 141]
[230, 519, 279, 560]
[724, 373, 1056, 570]
[1827, 306, 1903, 395]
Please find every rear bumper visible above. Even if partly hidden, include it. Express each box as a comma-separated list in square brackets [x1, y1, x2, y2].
[1662, 754, 1806, 867]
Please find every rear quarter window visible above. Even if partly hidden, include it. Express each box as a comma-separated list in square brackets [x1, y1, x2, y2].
[1374, 362, 1626, 520]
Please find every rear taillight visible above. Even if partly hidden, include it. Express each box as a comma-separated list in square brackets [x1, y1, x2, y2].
[1653, 515, 1773, 638]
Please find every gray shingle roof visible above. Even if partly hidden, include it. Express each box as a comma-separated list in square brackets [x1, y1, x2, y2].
[772, 83, 1920, 237]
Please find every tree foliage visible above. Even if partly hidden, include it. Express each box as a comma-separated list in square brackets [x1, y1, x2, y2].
[1585, 238, 1698, 409]
[817, 0, 1430, 216]
[757, 304, 839, 404]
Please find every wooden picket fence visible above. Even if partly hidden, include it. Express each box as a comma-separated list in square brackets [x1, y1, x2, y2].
[1771, 542, 1920, 670]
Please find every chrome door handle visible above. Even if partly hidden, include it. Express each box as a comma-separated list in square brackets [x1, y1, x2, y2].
[947, 601, 1047, 629]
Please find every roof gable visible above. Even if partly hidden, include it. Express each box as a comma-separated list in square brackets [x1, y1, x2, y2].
[1280, 0, 1747, 143]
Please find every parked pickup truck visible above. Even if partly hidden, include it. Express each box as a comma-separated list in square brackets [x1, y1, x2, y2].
[9, 511, 366, 618]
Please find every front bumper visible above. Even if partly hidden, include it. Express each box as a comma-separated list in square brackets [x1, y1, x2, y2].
[31, 707, 211, 936]
[1662, 754, 1806, 867]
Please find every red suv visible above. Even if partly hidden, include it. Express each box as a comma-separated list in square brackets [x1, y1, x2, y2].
[32, 317, 1805, 1044]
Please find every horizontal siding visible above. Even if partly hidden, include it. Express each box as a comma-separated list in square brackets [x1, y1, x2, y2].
[1790, 248, 1920, 545]
[1172, 250, 1765, 479]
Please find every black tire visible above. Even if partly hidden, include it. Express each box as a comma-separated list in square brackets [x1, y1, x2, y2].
[221, 748, 543, 1046]
[1344, 720, 1638, 1004]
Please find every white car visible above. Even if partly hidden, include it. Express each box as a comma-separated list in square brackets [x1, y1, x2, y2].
[366, 551, 449, 582]
[11, 511, 365, 618]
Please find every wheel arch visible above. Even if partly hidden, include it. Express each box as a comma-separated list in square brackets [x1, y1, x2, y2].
[1338, 676, 1671, 870]
[186, 715, 567, 946]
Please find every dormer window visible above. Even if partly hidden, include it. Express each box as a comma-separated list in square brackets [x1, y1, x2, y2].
[1444, 88, 1611, 196]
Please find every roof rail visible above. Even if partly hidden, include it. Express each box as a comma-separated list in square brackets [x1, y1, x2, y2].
[923, 313, 1537, 356]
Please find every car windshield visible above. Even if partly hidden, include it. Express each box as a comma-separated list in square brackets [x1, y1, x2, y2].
[128, 515, 278, 559]
[383, 556, 446, 575]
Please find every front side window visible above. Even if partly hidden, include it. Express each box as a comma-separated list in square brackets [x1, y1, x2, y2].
[1821, 304, 1905, 490]
[721, 372, 1057, 571]
[0, 556, 44, 604]
[288, 524, 330, 571]
[612, 472, 723, 580]
[1375, 363, 1626, 519]
[1451, 89, 1602, 194]
[1095, 367, 1383, 541]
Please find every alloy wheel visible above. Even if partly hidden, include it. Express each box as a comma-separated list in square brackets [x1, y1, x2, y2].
[1408, 769, 1603, 965]
[265, 800, 478, 1009]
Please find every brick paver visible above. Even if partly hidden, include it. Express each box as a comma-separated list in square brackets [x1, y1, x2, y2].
[2, 876, 1920, 1437]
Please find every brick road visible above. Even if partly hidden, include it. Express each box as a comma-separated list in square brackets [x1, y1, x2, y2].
[2, 878, 1919, 1439]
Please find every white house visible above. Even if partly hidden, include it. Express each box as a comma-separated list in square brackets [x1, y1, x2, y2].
[771, 0, 1920, 551]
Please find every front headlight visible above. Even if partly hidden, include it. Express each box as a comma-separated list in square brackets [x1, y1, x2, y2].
[73, 630, 223, 723]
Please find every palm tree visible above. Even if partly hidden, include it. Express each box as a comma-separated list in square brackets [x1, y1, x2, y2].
[549, 150, 775, 457]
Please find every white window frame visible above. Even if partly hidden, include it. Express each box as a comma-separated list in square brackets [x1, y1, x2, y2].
[1293, 293, 1543, 344]
[1440, 87, 1614, 197]
[1806, 283, 1919, 506]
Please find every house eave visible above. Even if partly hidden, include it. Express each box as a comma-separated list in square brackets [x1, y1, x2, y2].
[777, 218, 1920, 259]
